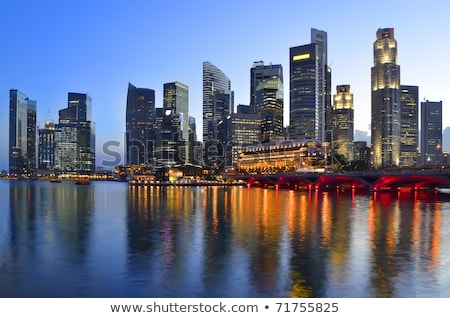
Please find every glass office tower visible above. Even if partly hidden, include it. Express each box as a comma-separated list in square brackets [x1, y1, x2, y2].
[371, 28, 401, 169]
[125, 83, 155, 166]
[55, 92, 95, 173]
[400, 85, 419, 167]
[202, 61, 233, 168]
[289, 43, 318, 142]
[311, 28, 332, 143]
[420, 100, 443, 166]
[250, 61, 284, 143]
[9, 89, 37, 176]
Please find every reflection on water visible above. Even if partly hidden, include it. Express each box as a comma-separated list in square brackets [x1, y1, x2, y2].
[0, 181, 449, 297]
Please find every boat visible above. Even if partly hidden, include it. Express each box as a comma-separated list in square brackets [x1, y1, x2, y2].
[50, 178, 62, 183]
[75, 178, 91, 185]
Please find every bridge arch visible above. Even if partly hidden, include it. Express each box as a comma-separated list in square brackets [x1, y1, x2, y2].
[314, 175, 372, 191]
[372, 174, 450, 191]
[275, 175, 313, 190]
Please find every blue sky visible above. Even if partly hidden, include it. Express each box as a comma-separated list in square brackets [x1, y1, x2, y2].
[2, 0, 450, 170]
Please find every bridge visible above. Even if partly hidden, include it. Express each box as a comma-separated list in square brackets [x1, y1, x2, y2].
[233, 172, 450, 192]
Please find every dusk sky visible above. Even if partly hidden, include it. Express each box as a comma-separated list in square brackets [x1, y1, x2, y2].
[2, 0, 450, 170]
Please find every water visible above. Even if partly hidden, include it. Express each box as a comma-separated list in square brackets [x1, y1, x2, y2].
[0, 180, 449, 298]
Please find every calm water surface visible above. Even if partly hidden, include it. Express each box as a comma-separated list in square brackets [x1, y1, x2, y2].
[0, 180, 449, 297]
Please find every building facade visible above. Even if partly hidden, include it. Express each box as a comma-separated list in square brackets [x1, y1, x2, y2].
[371, 28, 401, 169]
[311, 28, 332, 143]
[125, 83, 155, 166]
[55, 92, 95, 173]
[38, 122, 59, 170]
[332, 85, 354, 162]
[420, 100, 443, 166]
[289, 43, 318, 142]
[202, 61, 232, 141]
[219, 107, 261, 168]
[250, 61, 284, 143]
[9, 89, 37, 175]
[163, 81, 189, 164]
[400, 85, 419, 167]
[202, 61, 233, 168]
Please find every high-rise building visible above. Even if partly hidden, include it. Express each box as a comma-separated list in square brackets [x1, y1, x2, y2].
[9, 89, 37, 175]
[163, 81, 189, 140]
[332, 85, 354, 162]
[38, 122, 59, 170]
[163, 81, 189, 164]
[125, 83, 155, 166]
[203, 62, 234, 142]
[289, 29, 330, 143]
[250, 61, 284, 143]
[311, 28, 332, 143]
[371, 28, 401, 169]
[202, 61, 233, 168]
[154, 108, 180, 167]
[220, 105, 261, 168]
[55, 92, 95, 173]
[420, 100, 442, 166]
[289, 43, 318, 142]
[400, 85, 419, 167]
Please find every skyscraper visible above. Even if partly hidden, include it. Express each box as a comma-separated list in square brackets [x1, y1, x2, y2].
[311, 28, 332, 143]
[400, 85, 419, 167]
[202, 61, 233, 168]
[55, 92, 95, 173]
[163, 81, 189, 140]
[289, 28, 330, 143]
[125, 83, 155, 166]
[38, 122, 59, 170]
[250, 61, 284, 143]
[420, 100, 442, 166]
[289, 43, 318, 142]
[9, 89, 37, 175]
[332, 85, 354, 162]
[371, 28, 401, 169]
[163, 81, 189, 164]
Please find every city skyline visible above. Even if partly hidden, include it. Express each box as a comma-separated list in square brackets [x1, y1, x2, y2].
[2, 0, 450, 170]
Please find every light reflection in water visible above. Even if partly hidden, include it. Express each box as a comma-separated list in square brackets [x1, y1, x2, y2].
[0, 181, 449, 297]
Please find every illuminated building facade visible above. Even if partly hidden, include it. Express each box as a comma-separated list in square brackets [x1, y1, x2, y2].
[289, 43, 318, 141]
[371, 28, 401, 169]
[163, 81, 189, 164]
[400, 85, 419, 167]
[9, 89, 37, 175]
[332, 85, 354, 162]
[420, 100, 442, 166]
[154, 108, 180, 167]
[38, 122, 59, 170]
[289, 29, 331, 143]
[237, 141, 325, 174]
[250, 62, 284, 142]
[126, 83, 155, 166]
[55, 92, 95, 173]
[219, 107, 261, 168]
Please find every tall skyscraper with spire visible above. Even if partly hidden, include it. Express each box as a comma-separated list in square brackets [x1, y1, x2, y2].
[371, 27, 401, 169]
